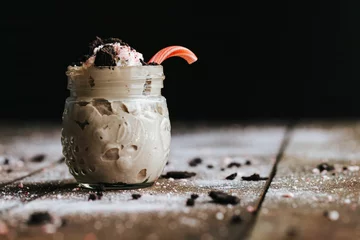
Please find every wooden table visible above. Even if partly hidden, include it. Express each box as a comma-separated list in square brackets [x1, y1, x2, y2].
[0, 120, 359, 240]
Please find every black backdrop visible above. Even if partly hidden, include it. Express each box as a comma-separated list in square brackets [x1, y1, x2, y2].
[1, 1, 359, 123]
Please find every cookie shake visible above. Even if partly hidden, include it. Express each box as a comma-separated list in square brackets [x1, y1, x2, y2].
[62, 37, 197, 189]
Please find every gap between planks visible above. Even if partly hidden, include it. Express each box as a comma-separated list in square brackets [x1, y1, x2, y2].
[242, 120, 297, 240]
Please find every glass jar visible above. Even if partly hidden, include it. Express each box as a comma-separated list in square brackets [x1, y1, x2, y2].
[61, 65, 171, 190]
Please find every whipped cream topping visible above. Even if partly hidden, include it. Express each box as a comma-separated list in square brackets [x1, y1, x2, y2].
[92, 42, 144, 67]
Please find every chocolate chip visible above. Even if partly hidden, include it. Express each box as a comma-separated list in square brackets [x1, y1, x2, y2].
[191, 194, 199, 199]
[208, 191, 240, 205]
[342, 166, 348, 171]
[316, 163, 335, 172]
[27, 212, 52, 225]
[6, 169, 12, 173]
[166, 161, 169, 165]
[220, 168, 225, 171]
[230, 214, 242, 224]
[207, 164, 214, 169]
[189, 157, 202, 167]
[162, 171, 196, 179]
[225, 173, 237, 180]
[88, 193, 97, 201]
[186, 198, 195, 206]
[241, 173, 269, 181]
[3, 158, 9, 165]
[227, 162, 241, 168]
[30, 154, 46, 162]
[132, 194, 141, 200]
[245, 160, 252, 165]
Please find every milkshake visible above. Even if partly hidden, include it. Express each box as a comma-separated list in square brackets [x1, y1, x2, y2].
[62, 37, 197, 189]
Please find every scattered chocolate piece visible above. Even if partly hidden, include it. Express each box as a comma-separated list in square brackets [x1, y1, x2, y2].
[88, 193, 97, 201]
[241, 173, 268, 181]
[245, 160, 252, 165]
[316, 163, 335, 172]
[343, 166, 348, 171]
[6, 169, 12, 173]
[27, 212, 52, 225]
[186, 198, 195, 206]
[132, 193, 141, 200]
[58, 157, 65, 163]
[3, 158, 9, 165]
[207, 164, 214, 169]
[61, 219, 67, 227]
[191, 194, 199, 199]
[225, 173, 237, 180]
[189, 157, 202, 167]
[208, 190, 240, 205]
[166, 161, 169, 165]
[162, 171, 196, 179]
[30, 154, 46, 163]
[227, 162, 241, 168]
[230, 214, 242, 224]
[220, 168, 225, 171]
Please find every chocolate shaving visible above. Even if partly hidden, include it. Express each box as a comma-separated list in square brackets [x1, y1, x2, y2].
[245, 160, 252, 165]
[27, 212, 52, 225]
[3, 158, 9, 165]
[162, 171, 196, 179]
[208, 190, 240, 205]
[207, 164, 214, 169]
[241, 173, 268, 181]
[225, 173, 237, 180]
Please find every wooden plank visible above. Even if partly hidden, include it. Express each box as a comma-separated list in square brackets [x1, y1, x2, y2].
[0, 123, 63, 185]
[0, 123, 287, 240]
[249, 121, 360, 240]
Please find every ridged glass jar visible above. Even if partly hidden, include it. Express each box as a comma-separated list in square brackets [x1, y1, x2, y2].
[61, 65, 171, 190]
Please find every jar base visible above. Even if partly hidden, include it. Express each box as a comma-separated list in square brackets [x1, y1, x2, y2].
[79, 181, 155, 190]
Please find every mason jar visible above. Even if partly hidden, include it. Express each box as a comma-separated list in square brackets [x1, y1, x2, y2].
[61, 65, 171, 190]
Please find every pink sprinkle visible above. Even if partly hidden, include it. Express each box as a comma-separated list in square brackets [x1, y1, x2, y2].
[247, 206, 255, 213]
[282, 193, 294, 198]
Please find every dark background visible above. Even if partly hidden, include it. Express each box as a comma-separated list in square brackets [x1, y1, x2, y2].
[1, 1, 359, 123]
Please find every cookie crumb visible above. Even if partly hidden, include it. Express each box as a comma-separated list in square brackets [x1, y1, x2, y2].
[227, 162, 241, 168]
[186, 198, 195, 206]
[189, 157, 202, 167]
[191, 194, 199, 199]
[209, 191, 240, 205]
[242, 173, 268, 181]
[30, 154, 46, 162]
[225, 173, 237, 180]
[132, 194, 141, 200]
[27, 212, 52, 225]
[162, 171, 196, 179]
